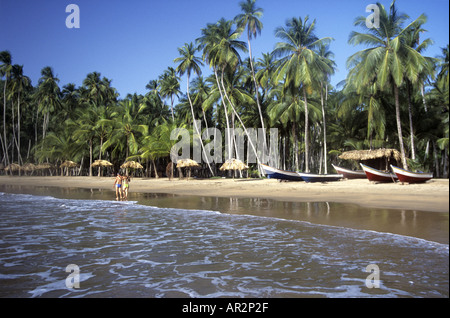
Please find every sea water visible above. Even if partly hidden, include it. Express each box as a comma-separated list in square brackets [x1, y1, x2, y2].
[0, 190, 448, 298]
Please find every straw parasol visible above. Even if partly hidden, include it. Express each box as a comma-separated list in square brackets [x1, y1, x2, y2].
[219, 158, 249, 172]
[176, 158, 200, 180]
[120, 161, 143, 169]
[4, 163, 21, 172]
[91, 159, 113, 167]
[36, 163, 54, 170]
[22, 163, 36, 171]
[60, 160, 78, 168]
[176, 158, 200, 168]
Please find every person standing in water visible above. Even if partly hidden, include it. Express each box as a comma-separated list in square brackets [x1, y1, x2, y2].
[122, 175, 130, 200]
[113, 173, 123, 200]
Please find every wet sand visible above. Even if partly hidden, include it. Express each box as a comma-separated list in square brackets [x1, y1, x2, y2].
[0, 176, 448, 244]
[0, 176, 448, 212]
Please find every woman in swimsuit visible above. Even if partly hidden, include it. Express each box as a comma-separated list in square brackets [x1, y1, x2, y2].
[122, 175, 130, 200]
[113, 173, 123, 200]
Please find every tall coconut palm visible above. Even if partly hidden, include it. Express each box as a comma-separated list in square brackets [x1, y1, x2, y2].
[159, 67, 181, 121]
[0, 50, 12, 171]
[10, 64, 31, 170]
[235, 0, 266, 146]
[402, 19, 435, 161]
[197, 18, 248, 160]
[273, 16, 333, 172]
[174, 42, 214, 176]
[317, 44, 336, 173]
[35, 66, 61, 141]
[348, 1, 428, 169]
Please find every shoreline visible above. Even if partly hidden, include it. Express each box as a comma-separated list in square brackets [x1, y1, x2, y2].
[1, 176, 449, 244]
[0, 175, 448, 213]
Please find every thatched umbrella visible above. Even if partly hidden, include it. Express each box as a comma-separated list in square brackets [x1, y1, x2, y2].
[60, 160, 79, 176]
[339, 148, 401, 170]
[60, 160, 78, 168]
[91, 159, 113, 167]
[4, 163, 21, 172]
[176, 158, 200, 180]
[220, 158, 249, 178]
[120, 161, 143, 169]
[22, 163, 36, 171]
[121, 161, 144, 177]
[21, 163, 37, 175]
[91, 160, 113, 177]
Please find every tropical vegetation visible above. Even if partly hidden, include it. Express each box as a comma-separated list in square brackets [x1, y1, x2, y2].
[0, 0, 448, 178]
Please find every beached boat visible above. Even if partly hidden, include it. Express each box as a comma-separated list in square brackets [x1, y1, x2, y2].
[260, 164, 303, 181]
[360, 163, 397, 183]
[297, 172, 343, 183]
[332, 164, 366, 179]
[390, 165, 433, 184]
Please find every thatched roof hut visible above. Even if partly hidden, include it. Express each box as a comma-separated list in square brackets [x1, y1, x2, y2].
[339, 148, 401, 170]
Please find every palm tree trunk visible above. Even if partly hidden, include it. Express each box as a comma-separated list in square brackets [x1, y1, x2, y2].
[303, 87, 310, 173]
[3, 76, 10, 174]
[186, 73, 214, 176]
[247, 32, 267, 150]
[214, 68, 232, 160]
[219, 73, 261, 171]
[406, 81, 416, 160]
[320, 82, 328, 174]
[393, 83, 408, 170]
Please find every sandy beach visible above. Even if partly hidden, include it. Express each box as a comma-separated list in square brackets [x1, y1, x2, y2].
[1, 175, 448, 213]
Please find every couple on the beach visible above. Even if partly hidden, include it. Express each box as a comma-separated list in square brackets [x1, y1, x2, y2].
[113, 173, 130, 200]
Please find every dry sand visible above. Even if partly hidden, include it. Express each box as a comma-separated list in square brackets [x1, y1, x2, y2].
[1, 175, 448, 213]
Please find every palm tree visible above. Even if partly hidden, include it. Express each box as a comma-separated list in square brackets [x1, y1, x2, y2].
[10, 64, 31, 171]
[174, 42, 214, 176]
[348, 1, 429, 169]
[0, 50, 12, 172]
[159, 67, 181, 121]
[35, 66, 61, 140]
[273, 16, 333, 172]
[235, 0, 266, 147]
[315, 44, 336, 173]
[102, 99, 148, 162]
[197, 18, 248, 160]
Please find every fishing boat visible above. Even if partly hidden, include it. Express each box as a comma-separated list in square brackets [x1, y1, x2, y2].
[332, 164, 366, 179]
[390, 165, 433, 184]
[260, 164, 303, 181]
[297, 172, 343, 183]
[360, 163, 397, 183]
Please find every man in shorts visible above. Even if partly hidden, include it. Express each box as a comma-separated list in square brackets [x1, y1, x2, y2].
[113, 173, 123, 200]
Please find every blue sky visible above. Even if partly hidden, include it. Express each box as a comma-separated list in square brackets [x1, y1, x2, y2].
[1, 0, 448, 98]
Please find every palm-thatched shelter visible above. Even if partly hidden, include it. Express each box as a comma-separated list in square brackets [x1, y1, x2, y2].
[339, 148, 401, 170]
[120, 161, 143, 169]
[91, 159, 113, 167]
[91, 160, 113, 177]
[60, 160, 79, 176]
[220, 159, 249, 178]
[176, 159, 200, 180]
